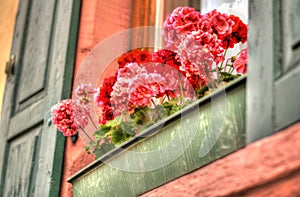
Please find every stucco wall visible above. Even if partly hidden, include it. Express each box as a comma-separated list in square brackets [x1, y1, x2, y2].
[0, 0, 18, 117]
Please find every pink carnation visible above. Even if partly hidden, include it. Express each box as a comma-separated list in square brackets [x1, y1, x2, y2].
[111, 62, 172, 114]
[191, 31, 225, 64]
[162, 29, 183, 52]
[75, 83, 97, 97]
[141, 62, 181, 98]
[209, 10, 234, 38]
[163, 6, 201, 33]
[75, 83, 97, 104]
[177, 35, 215, 76]
[72, 101, 89, 128]
[51, 99, 89, 136]
[233, 48, 248, 74]
[129, 73, 168, 107]
[110, 63, 148, 116]
[179, 61, 207, 98]
[162, 69, 181, 98]
[163, 6, 201, 51]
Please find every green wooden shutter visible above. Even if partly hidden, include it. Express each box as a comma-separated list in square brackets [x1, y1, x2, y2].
[0, 0, 81, 196]
[247, 0, 300, 143]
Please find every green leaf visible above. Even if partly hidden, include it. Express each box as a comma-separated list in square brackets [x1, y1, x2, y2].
[111, 128, 127, 145]
[119, 122, 135, 136]
[85, 140, 97, 154]
[196, 86, 209, 99]
[99, 124, 112, 133]
[130, 106, 151, 126]
[93, 148, 105, 159]
[92, 138, 116, 159]
[93, 129, 105, 136]
[101, 142, 115, 153]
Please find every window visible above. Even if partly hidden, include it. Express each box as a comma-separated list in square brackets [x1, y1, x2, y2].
[68, 1, 252, 197]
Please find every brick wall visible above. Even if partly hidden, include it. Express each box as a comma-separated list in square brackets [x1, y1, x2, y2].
[140, 122, 300, 197]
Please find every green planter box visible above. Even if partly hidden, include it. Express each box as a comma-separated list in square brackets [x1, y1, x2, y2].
[68, 77, 246, 197]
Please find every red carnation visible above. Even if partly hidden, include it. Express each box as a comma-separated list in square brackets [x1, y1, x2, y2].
[230, 15, 248, 44]
[117, 49, 152, 69]
[152, 49, 181, 70]
[94, 76, 117, 124]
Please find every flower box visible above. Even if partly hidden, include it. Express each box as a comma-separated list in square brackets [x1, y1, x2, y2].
[68, 76, 246, 197]
[49, 6, 249, 196]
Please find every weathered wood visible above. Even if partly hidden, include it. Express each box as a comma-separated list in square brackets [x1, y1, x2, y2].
[33, 0, 81, 196]
[273, 0, 300, 131]
[8, 99, 44, 140]
[247, 0, 276, 143]
[0, 0, 31, 193]
[69, 79, 246, 197]
[0, 0, 80, 196]
[17, 0, 56, 104]
[2, 128, 40, 197]
[282, 0, 300, 74]
[273, 0, 282, 79]
[274, 63, 300, 131]
[247, 0, 300, 142]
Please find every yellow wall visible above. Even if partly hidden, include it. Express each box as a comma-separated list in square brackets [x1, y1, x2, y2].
[0, 0, 18, 117]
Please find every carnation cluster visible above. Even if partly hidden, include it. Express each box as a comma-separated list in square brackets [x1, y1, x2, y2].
[51, 99, 89, 136]
[51, 6, 249, 159]
[163, 6, 248, 78]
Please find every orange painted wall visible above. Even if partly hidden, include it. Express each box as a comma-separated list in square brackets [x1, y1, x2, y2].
[60, 0, 132, 196]
[0, 0, 18, 117]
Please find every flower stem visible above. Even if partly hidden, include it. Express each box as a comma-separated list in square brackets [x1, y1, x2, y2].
[165, 91, 170, 101]
[223, 58, 231, 73]
[229, 66, 234, 73]
[203, 63, 217, 89]
[79, 125, 94, 142]
[235, 50, 243, 57]
[88, 113, 98, 130]
[151, 99, 161, 119]
[219, 49, 228, 70]
[198, 75, 202, 89]
[177, 71, 185, 105]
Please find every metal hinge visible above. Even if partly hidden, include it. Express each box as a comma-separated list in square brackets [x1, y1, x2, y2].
[5, 54, 16, 81]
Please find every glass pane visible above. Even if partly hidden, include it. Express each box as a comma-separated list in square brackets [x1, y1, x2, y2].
[201, 0, 248, 23]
